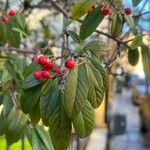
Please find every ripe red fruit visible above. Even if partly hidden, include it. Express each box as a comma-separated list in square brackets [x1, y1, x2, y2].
[42, 71, 51, 79]
[34, 71, 43, 80]
[102, 7, 111, 16]
[53, 68, 62, 74]
[46, 61, 55, 69]
[43, 66, 51, 71]
[65, 59, 76, 70]
[38, 56, 48, 66]
[1, 16, 9, 23]
[124, 7, 132, 15]
[8, 10, 16, 16]
[32, 55, 38, 62]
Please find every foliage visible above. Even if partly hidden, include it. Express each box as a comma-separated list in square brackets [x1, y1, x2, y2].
[0, 0, 150, 149]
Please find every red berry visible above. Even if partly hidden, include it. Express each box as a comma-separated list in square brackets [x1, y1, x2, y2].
[34, 71, 42, 80]
[32, 55, 38, 62]
[8, 10, 16, 16]
[43, 66, 51, 71]
[53, 68, 62, 74]
[124, 7, 132, 15]
[38, 56, 48, 66]
[1, 16, 9, 23]
[46, 61, 55, 69]
[65, 59, 76, 70]
[102, 7, 111, 16]
[42, 71, 51, 79]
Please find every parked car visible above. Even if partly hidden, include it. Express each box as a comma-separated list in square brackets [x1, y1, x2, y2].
[139, 99, 150, 133]
[131, 79, 150, 106]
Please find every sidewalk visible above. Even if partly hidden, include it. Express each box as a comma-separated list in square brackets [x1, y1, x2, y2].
[86, 128, 107, 150]
[109, 89, 150, 150]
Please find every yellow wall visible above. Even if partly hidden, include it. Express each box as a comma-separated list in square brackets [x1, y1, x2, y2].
[94, 98, 107, 128]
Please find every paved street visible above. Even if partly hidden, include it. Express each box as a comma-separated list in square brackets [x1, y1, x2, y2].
[109, 89, 150, 150]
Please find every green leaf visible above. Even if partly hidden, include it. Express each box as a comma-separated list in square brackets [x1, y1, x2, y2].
[7, 107, 27, 133]
[64, 64, 88, 118]
[67, 30, 82, 44]
[141, 44, 150, 81]
[124, 15, 137, 34]
[12, 27, 28, 37]
[6, 107, 27, 145]
[0, 95, 14, 136]
[88, 57, 108, 90]
[26, 126, 54, 150]
[111, 13, 123, 37]
[23, 61, 42, 78]
[0, 110, 7, 135]
[48, 91, 72, 150]
[73, 100, 94, 138]
[29, 103, 41, 125]
[63, 18, 73, 27]
[132, 0, 141, 6]
[0, 22, 8, 44]
[5, 130, 21, 145]
[22, 74, 43, 90]
[85, 61, 104, 108]
[36, 126, 54, 150]
[20, 85, 42, 114]
[6, 19, 21, 47]
[130, 35, 143, 49]
[128, 48, 139, 66]
[71, 0, 97, 19]
[82, 40, 109, 58]
[15, 13, 29, 35]
[80, 6, 104, 40]
[40, 79, 59, 122]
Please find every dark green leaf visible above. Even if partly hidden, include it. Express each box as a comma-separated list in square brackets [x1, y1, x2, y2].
[20, 85, 42, 114]
[67, 30, 81, 44]
[73, 100, 94, 138]
[29, 103, 41, 125]
[22, 74, 43, 90]
[88, 57, 108, 90]
[85, 61, 104, 108]
[6, 19, 21, 47]
[48, 91, 72, 150]
[6, 107, 27, 145]
[130, 35, 143, 49]
[141, 44, 150, 80]
[26, 126, 54, 150]
[82, 40, 109, 58]
[128, 48, 139, 66]
[80, 6, 104, 40]
[0, 22, 8, 44]
[111, 13, 123, 37]
[132, 0, 141, 6]
[71, 0, 97, 19]
[23, 61, 42, 78]
[40, 79, 59, 121]
[64, 64, 88, 118]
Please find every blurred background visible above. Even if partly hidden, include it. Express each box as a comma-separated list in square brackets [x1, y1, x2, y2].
[0, 0, 150, 150]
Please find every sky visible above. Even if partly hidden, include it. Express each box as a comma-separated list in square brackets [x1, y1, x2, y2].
[124, 0, 150, 31]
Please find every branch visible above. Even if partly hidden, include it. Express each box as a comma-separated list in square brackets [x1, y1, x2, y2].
[49, 0, 129, 48]
[134, 11, 150, 18]
[50, 0, 69, 18]
[105, 44, 121, 67]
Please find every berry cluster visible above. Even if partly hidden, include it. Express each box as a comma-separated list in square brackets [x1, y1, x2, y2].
[102, 7, 132, 16]
[33, 55, 76, 80]
[1, 10, 16, 23]
[87, 4, 132, 16]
